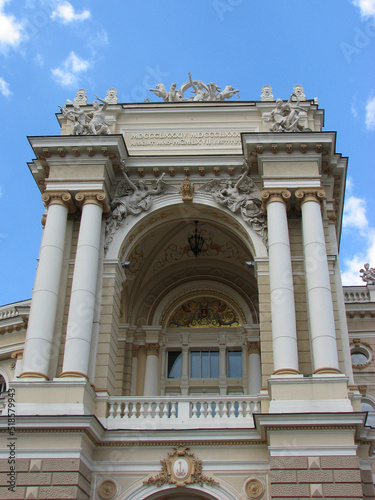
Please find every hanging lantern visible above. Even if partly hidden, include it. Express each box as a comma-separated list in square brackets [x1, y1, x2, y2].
[188, 221, 205, 257]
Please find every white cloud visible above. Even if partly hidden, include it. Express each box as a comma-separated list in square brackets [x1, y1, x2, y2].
[341, 185, 375, 285]
[51, 51, 90, 87]
[51, 1, 90, 24]
[0, 0, 24, 52]
[343, 195, 368, 232]
[341, 229, 375, 285]
[0, 76, 12, 97]
[34, 53, 44, 67]
[365, 95, 375, 129]
[352, 0, 375, 18]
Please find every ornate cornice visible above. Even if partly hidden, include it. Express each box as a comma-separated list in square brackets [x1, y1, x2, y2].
[41, 191, 76, 213]
[75, 191, 110, 214]
[261, 189, 291, 212]
[295, 188, 325, 213]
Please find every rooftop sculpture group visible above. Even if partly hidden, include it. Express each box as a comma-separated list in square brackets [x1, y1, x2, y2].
[360, 263, 375, 285]
[59, 94, 111, 135]
[150, 72, 239, 102]
[266, 92, 310, 132]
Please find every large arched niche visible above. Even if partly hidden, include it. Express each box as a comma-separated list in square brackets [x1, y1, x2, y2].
[106, 194, 268, 262]
[112, 201, 263, 327]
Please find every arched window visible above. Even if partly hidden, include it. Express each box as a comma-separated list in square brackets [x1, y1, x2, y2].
[362, 400, 375, 427]
[0, 375, 8, 415]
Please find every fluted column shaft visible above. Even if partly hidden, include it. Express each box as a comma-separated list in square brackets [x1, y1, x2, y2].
[262, 190, 299, 375]
[61, 192, 108, 379]
[296, 189, 340, 374]
[21, 193, 74, 379]
[143, 343, 160, 396]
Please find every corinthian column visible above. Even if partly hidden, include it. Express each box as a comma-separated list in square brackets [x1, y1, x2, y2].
[21, 192, 75, 379]
[296, 189, 340, 374]
[261, 189, 299, 375]
[143, 343, 160, 396]
[60, 191, 109, 379]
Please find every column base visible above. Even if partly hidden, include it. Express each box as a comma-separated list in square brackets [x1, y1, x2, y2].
[19, 371, 49, 380]
[59, 371, 89, 380]
[273, 368, 301, 375]
[313, 367, 341, 375]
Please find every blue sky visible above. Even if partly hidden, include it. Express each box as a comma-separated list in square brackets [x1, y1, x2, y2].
[0, 0, 374, 305]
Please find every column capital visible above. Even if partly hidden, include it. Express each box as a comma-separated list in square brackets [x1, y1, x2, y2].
[295, 188, 326, 212]
[11, 349, 24, 360]
[41, 191, 76, 213]
[75, 191, 110, 214]
[261, 189, 291, 212]
[132, 344, 140, 358]
[145, 342, 160, 356]
[247, 341, 260, 355]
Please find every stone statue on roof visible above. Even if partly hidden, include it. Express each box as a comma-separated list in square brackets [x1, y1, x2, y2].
[149, 72, 239, 102]
[360, 263, 375, 284]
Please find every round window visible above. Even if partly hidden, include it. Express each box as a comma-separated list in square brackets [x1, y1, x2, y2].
[351, 350, 369, 366]
[350, 341, 373, 369]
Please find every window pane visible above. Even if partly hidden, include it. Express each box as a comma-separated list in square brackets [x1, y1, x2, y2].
[228, 351, 242, 378]
[167, 351, 182, 379]
[351, 351, 368, 365]
[191, 351, 201, 378]
[201, 351, 209, 378]
[210, 352, 219, 378]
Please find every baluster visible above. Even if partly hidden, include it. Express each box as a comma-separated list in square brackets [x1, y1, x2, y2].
[130, 402, 137, 419]
[229, 401, 236, 418]
[108, 403, 115, 419]
[245, 400, 252, 417]
[170, 402, 177, 419]
[253, 400, 259, 413]
[139, 402, 145, 419]
[237, 400, 243, 418]
[155, 401, 161, 419]
[124, 402, 130, 419]
[115, 402, 122, 418]
[162, 401, 168, 419]
[207, 401, 213, 419]
[192, 402, 198, 419]
[222, 400, 228, 418]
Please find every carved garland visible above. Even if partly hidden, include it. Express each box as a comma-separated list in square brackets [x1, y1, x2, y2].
[143, 446, 219, 489]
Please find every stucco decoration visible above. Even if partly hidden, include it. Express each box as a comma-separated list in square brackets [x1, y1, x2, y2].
[73, 88, 87, 105]
[98, 479, 117, 499]
[105, 87, 118, 104]
[244, 478, 264, 499]
[360, 263, 375, 284]
[260, 85, 274, 101]
[105, 160, 177, 250]
[167, 297, 241, 328]
[59, 94, 111, 135]
[143, 446, 219, 488]
[150, 72, 239, 102]
[266, 92, 310, 132]
[199, 163, 267, 244]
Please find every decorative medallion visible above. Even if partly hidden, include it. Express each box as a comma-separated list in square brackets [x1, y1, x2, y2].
[98, 479, 117, 499]
[244, 478, 264, 499]
[167, 297, 241, 328]
[143, 446, 219, 488]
